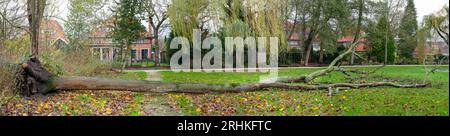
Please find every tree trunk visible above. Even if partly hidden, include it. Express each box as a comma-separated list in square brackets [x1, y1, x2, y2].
[350, 0, 364, 66]
[27, 0, 46, 57]
[17, 56, 430, 96]
[154, 33, 160, 67]
[0, 17, 4, 48]
[51, 77, 429, 93]
[319, 45, 324, 65]
[303, 35, 314, 66]
[121, 47, 129, 72]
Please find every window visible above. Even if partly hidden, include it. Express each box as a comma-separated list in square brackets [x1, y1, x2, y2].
[313, 42, 321, 51]
[131, 49, 137, 60]
[141, 49, 149, 60]
[134, 39, 146, 44]
[288, 41, 299, 46]
[102, 48, 110, 60]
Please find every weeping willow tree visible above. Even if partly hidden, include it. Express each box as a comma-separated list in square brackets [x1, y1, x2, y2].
[167, 0, 288, 64]
[220, 0, 253, 37]
[243, 0, 288, 52]
[167, 0, 210, 40]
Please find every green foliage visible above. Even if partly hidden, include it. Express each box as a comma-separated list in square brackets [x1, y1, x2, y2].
[65, 0, 106, 49]
[111, 0, 146, 62]
[415, 27, 430, 64]
[424, 6, 449, 46]
[167, 0, 209, 39]
[39, 47, 66, 75]
[2, 35, 31, 62]
[220, 20, 254, 38]
[367, 14, 396, 64]
[398, 0, 419, 63]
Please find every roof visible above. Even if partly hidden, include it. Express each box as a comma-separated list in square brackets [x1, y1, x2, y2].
[90, 17, 151, 38]
[337, 36, 368, 52]
[39, 19, 69, 45]
[337, 36, 367, 43]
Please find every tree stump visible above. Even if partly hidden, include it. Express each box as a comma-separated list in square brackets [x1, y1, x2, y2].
[16, 57, 56, 96]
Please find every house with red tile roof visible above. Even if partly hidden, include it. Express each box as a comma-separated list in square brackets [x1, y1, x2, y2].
[337, 36, 368, 53]
[285, 22, 368, 53]
[39, 19, 69, 48]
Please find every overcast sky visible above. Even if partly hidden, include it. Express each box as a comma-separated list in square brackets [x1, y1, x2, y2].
[55, 0, 449, 28]
[415, 0, 449, 22]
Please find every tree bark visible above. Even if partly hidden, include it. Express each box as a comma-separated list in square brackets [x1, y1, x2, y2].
[153, 31, 160, 66]
[303, 30, 316, 66]
[350, 0, 364, 65]
[27, 0, 46, 57]
[121, 47, 129, 72]
[51, 77, 429, 93]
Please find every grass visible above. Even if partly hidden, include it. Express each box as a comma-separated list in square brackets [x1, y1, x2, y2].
[163, 66, 449, 116]
[107, 71, 148, 80]
[130, 61, 169, 67]
[130, 61, 155, 67]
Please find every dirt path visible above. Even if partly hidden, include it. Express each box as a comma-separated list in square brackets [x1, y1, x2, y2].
[145, 70, 162, 82]
[142, 94, 182, 116]
[141, 70, 182, 116]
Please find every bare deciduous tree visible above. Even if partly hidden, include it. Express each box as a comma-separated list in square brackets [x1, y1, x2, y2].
[141, 0, 170, 66]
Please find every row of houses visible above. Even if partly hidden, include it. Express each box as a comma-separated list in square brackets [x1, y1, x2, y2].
[285, 22, 448, 63]
[39, 19, 448, 64]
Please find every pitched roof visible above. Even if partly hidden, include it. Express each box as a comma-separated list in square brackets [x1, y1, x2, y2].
[337, 36, 367, 43]
[39, 19, 69, 44]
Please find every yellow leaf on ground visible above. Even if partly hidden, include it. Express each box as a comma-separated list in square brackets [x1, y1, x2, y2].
[105, 108, 112, 114]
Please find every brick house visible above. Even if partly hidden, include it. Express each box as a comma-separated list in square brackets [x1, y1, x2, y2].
[39, 19, 69, 48]
[414, 41, 449, 57]
[88, 19, 154, 61]
[286, 22, 368, 53]
[337, 36, 368, 53]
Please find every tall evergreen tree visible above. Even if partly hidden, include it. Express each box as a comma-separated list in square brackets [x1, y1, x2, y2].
[397, 0, 418, 63]
[112, 0, 146, 71]
[367, 14, 396, 64]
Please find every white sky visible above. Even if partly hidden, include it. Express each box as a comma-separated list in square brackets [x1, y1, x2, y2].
[415, 0, 449, 22]
[54, 0, 449, 29]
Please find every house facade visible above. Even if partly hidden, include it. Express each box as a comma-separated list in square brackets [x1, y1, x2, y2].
[88, 20, 154, 61]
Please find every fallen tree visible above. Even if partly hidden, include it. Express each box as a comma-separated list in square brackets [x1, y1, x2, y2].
[17, 64, 430, 95]
[15, 40, 431, 96]
[12, 0, 431, 96]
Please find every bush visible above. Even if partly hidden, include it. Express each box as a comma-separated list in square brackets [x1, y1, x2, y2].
[0, 63, 17, 112]
[0, 35, 113, 109]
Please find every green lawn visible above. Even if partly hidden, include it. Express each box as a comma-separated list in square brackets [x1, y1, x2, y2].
[99, 71, 148, 80]
[3, 66, 447, 116]
[129, 61, 169, 67]
[161, 66, 449, 116]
